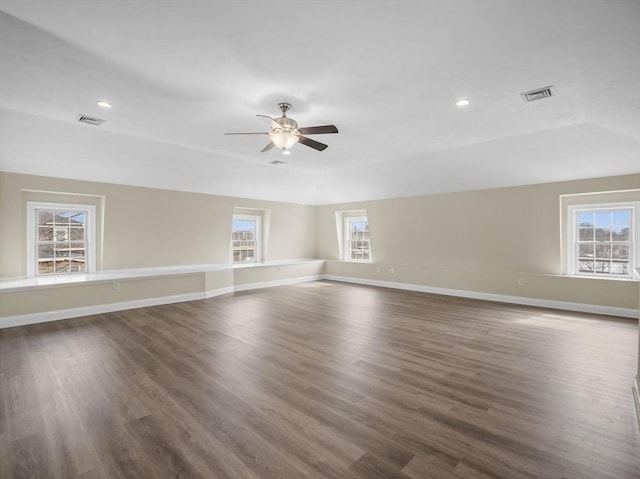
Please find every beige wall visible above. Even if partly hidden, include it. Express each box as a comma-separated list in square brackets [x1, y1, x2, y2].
[1, 171, 639, 320]
[0, 172, 317, 277]
[0, 274, 205, 317]
[317, 174, 640, 310]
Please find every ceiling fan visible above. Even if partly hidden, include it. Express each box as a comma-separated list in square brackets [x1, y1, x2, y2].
[225, 102, 338, 154]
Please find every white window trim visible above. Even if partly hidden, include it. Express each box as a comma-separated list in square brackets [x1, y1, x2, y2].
[343, 215, 373, 263]
[26, 201, 96, 277]
[231, 214, 262, 263]
[566, 202, 639, 279]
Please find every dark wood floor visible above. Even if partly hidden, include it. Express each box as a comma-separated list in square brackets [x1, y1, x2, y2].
[1, 281, 638, 478]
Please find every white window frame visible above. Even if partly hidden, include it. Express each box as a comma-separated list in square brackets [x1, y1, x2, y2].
[26, 201, 96, 277]
[343, 215, 372, 263]
[231, 214, 261, 263]
[566, 202, 639, 279]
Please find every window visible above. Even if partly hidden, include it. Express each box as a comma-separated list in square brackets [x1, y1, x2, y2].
[231, 215, 261, 263]
[27, 202, 96, 276]
[568, 203, 638, 278]
[344, 216, 372, 262]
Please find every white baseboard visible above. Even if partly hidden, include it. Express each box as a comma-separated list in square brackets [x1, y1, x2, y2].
[0, 276, 319, 329]
[2, 272, 634, 329]
[634, 376, 640, 432]
[320, 275, 638, 319]
[0, 291, 206, 329]
[233, 275, 321, 292]
[204, 286, 234, 299]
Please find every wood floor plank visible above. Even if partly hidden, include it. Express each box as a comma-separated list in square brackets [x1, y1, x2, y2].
[1, 280, 638, 478]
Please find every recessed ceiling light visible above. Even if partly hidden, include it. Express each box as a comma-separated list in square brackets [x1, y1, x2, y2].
[96, 101, 113, 108]
[455, 99, 470, 107]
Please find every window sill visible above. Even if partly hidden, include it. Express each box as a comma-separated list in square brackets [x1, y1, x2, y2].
[232, 259, 324, 269]
[562, 273, 639, 282]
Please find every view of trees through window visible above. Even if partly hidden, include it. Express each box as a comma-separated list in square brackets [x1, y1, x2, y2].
[346, 218, 371, 261]
[35, 209, 86, 275]
[576, 209, 631, 276]
[232, 217, 258, 262]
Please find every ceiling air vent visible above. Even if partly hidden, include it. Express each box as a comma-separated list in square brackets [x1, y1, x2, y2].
[77, 114, 105, 126]
[521, 86, 553, 103]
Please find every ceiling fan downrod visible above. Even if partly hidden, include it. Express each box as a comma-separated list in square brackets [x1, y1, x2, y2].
[278, 102, 292, 116]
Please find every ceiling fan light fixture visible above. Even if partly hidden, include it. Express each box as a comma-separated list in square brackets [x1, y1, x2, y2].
[270, 131, 299, 150]
[225, 102, 337, 153]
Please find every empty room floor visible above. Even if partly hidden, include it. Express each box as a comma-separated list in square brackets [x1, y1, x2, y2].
[1, 281, 638, 478]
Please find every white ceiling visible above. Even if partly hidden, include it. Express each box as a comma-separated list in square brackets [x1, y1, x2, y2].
[0, 0, 638, 205]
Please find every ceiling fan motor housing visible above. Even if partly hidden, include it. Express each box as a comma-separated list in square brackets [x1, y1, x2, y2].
[274, 116, 298, 133]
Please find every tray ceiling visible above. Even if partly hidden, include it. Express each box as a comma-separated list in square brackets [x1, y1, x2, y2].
[0, 0, 638, 204]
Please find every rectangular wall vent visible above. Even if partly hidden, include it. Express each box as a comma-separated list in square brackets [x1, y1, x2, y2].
[77, 114, 105, 126]
[521, 86, 553, 102]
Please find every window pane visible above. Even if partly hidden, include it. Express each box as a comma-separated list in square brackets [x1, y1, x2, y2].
[595, 244, 611, 259]
[578, 260, 594, 273]
[578, 244, 594, 258]
[38, 210, 54, 226]
[612, 244, 629, 260]
[38, 227, 53, 241]
[69, 211, 85, 225]
[54, 228, 69, 241]
[55, 244, 70, 258]
[594, 261, 610, 274]
[55, 259, 70, 273]
[54, 211, 71, 225]
[595, 227, 611, 242]
[39, 260, 54, 275]
[69, 261, 85, 273]
[595, 211, 611, 228]
[612, 210, 630, 241]
[69, 228, 84, 241]
[38, 244, 54, 258]
[577, 212, 594, 227]
[69, 243, 85, 257]
[612, 226, 630, 242]
[578, 228, 593, 241]
[611, 261, 629, 275]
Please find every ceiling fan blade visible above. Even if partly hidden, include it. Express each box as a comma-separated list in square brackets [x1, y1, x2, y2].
[256, 114, 281, 130]
[297, 125, 339, 135]
[298, 135, 328, 151]
[261, 141, 275, 152]
[224, 132, 269, 135]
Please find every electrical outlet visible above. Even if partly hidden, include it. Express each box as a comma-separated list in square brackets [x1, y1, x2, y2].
[388, 268, 394, 274]
[113, 282, 120, 290]
[517, 278, 525, 286]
